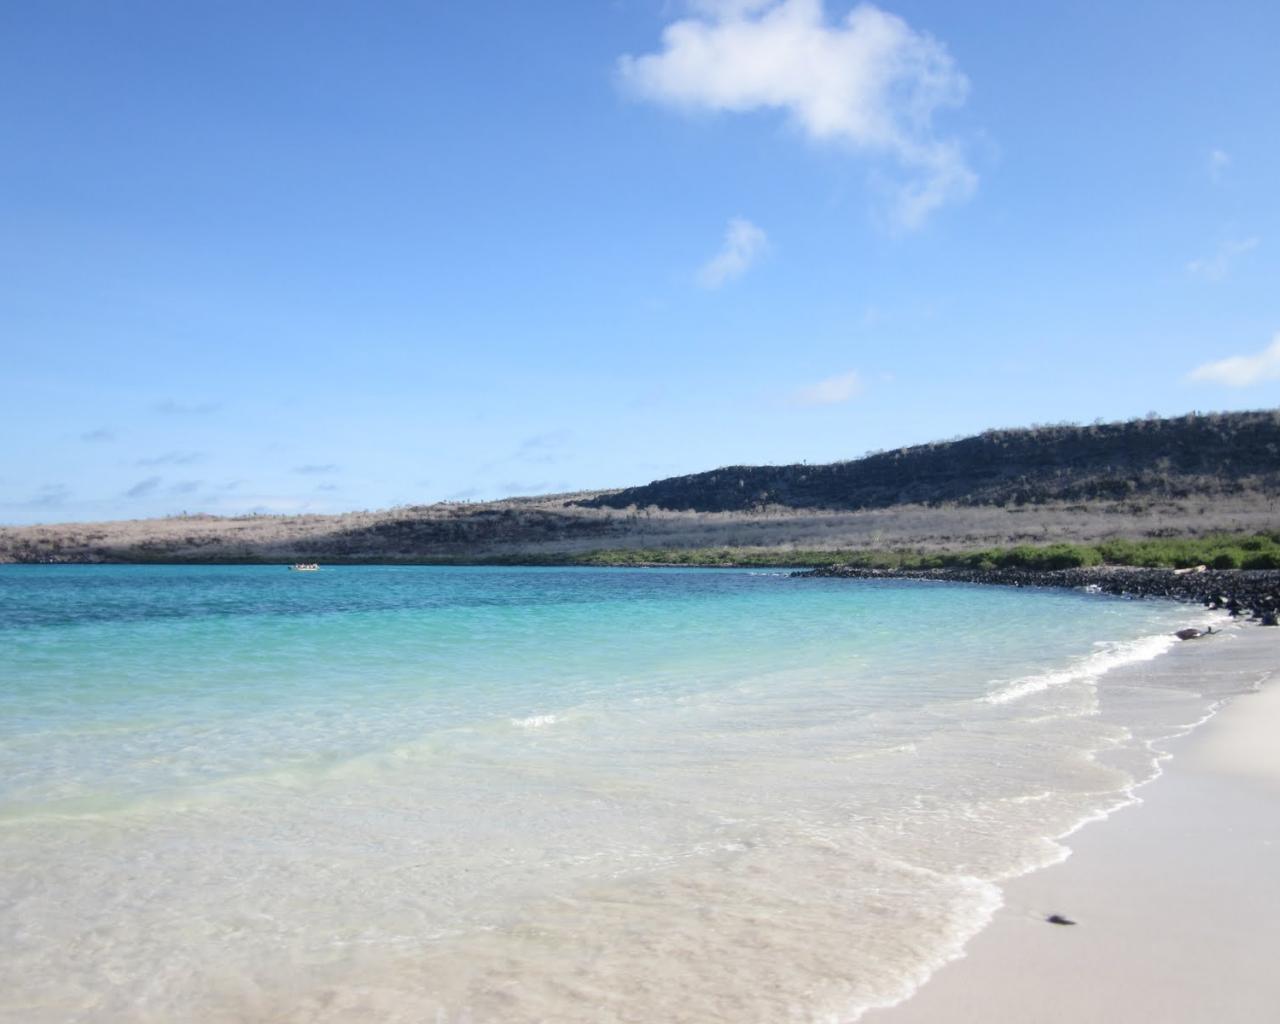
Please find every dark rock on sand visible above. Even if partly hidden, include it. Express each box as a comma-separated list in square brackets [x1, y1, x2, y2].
[793, 566, 1280, 623]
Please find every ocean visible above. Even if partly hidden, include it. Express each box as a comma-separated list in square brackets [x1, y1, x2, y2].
[0, 565, 1238, 1022]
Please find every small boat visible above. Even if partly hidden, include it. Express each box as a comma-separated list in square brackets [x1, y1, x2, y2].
[288, 563, 320, 572]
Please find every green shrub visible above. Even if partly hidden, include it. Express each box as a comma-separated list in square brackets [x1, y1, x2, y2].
[990, 543, 1101, 570]
[559, 531, 1276, 572]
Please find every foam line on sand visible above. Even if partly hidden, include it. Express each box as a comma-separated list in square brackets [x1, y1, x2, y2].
[869, 627, 1280, 1024]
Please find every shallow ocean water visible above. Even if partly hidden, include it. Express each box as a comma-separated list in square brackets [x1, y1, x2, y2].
[0, 565, 1237, 1022]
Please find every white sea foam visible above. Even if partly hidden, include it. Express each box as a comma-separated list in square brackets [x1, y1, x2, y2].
[838, 869, 1006, 1022]
[984, 632, 1178, 705]
[511, 713, 558, 729]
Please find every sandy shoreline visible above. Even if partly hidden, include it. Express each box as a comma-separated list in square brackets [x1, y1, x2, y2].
[870, 625, 1280, 1023]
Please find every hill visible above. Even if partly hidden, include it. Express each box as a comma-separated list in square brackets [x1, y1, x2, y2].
[577, 410, 1280, 513]
[2, 410, 1278, 564]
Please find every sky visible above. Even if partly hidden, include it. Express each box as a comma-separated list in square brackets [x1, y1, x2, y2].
[2, 0, 1278, 524]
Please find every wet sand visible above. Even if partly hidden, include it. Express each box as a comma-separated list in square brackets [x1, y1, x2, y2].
[872, 626, 1280, 1023]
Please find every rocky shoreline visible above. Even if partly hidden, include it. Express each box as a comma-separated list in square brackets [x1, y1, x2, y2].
[794, 565, 1280, 625]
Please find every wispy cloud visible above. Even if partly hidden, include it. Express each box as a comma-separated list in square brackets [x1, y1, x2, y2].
[27, 484, 70, 507]
[125, 476, 162, 498]
[792, 370, 863, 405]
[152, 399, 220, 416]
[293, 464, 338, 475]
[80, 427, 115, 442]
[516, 431, 572, 462]
[619, 1, 975, 227]
[698, 217, 768, 287]
[1209, 148, 1231, 182]
[137, 450, 204, 467]
[483, 431, 573, 473]
[1187, 237, 1259, 281]
[1188, 332, 1280, 387]
[169, 480, 202, 496]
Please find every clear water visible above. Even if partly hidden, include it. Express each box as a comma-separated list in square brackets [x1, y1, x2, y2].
[0, 566, 1236, 1022]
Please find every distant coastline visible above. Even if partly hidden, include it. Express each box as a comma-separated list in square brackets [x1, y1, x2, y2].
[4, 410, 1278, 565]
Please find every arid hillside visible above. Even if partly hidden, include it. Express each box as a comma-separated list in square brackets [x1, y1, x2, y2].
[2, 411, 1278, 563]
[578, 410, 1280, 513]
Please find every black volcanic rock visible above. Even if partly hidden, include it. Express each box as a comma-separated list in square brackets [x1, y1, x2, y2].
[793, 566, 1280, 622]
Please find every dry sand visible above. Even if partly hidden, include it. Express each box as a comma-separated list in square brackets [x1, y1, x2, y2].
[872, 627, 1280, 1023]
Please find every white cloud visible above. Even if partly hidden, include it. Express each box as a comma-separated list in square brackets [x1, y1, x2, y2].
[1186, 237, 1259, 281]
[619, 1, 975, 227]
[1188, 332, 1280, 387]
[1209, 148, 1231, 182]
[793, 370, 863, 405]
[698, 216, 768, 287]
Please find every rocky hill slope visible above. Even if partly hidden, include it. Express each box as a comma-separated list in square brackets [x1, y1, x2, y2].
[578, 410, 1280, 513]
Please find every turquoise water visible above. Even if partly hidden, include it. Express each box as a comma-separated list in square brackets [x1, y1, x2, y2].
[0, 566, 1231, 1022]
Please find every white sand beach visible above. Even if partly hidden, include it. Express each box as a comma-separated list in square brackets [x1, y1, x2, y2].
[873, 626, 1280, 1023]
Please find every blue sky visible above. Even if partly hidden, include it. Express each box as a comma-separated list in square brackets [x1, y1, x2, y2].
[2, 0, 1278, 524]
